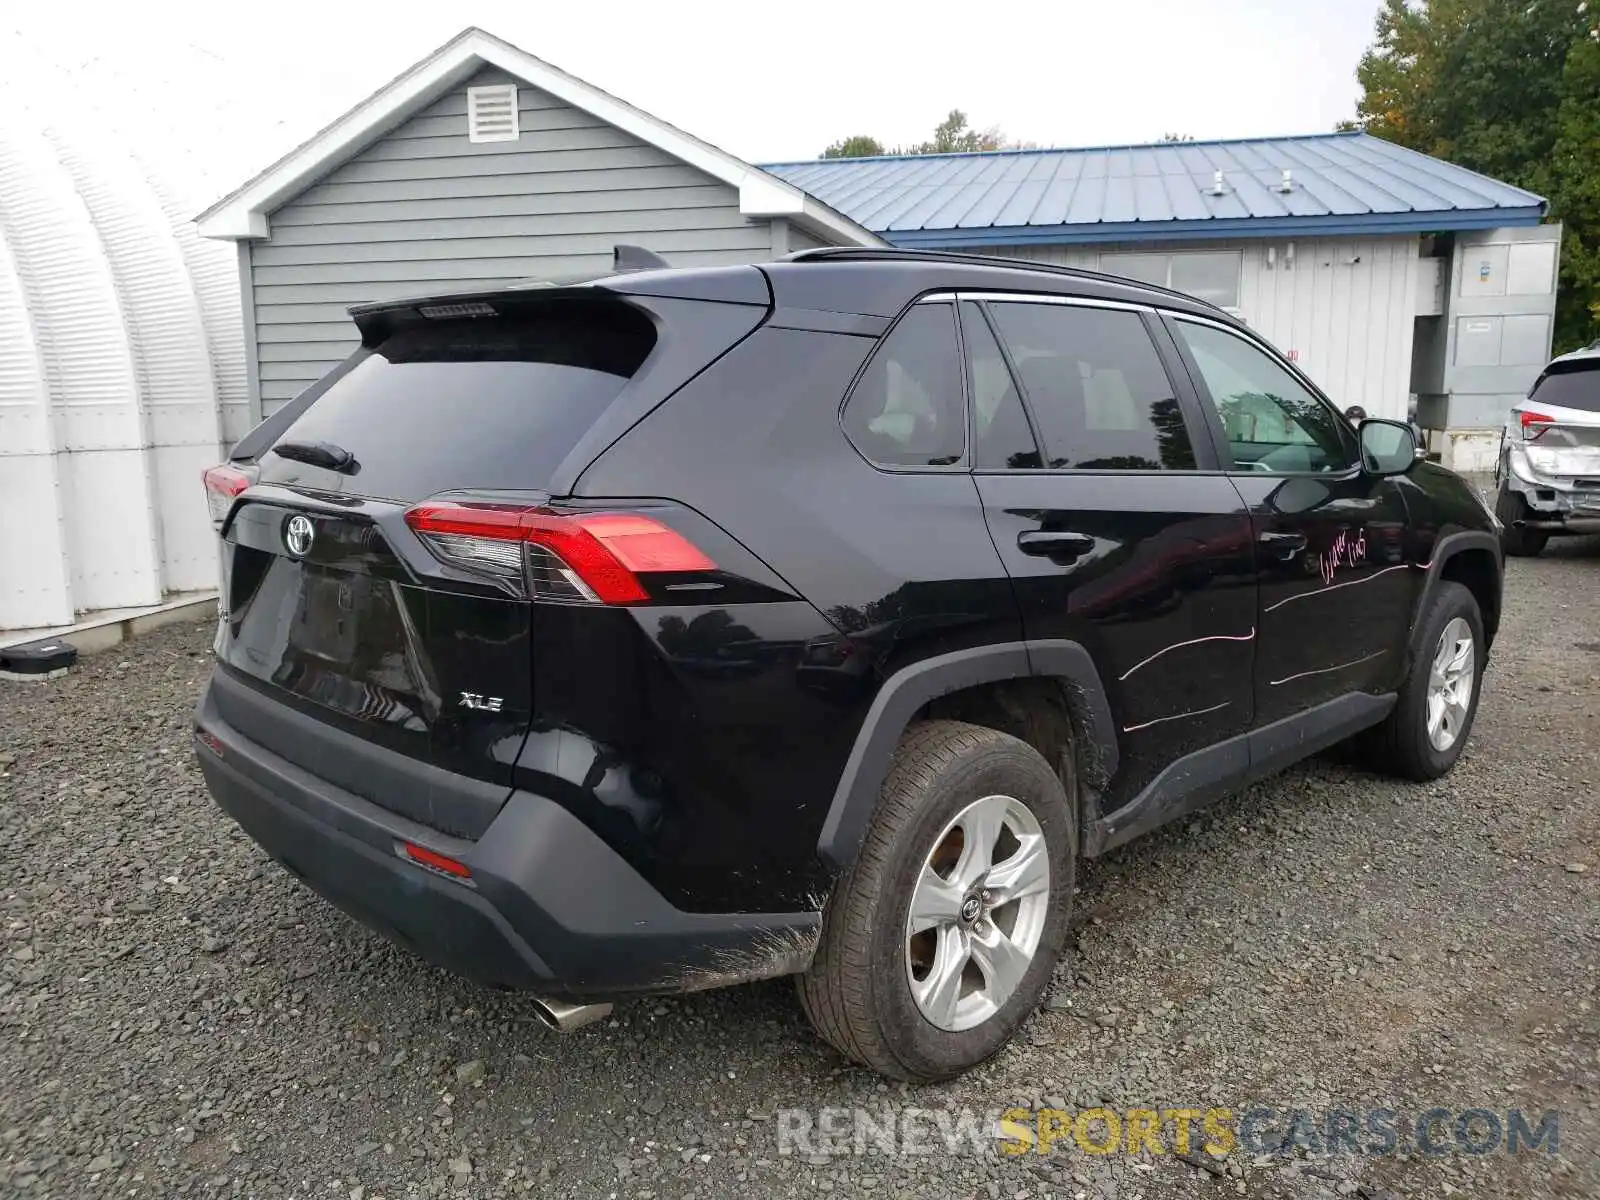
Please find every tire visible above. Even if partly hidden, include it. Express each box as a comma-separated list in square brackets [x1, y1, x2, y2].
[1494, 482, 1548, 557]
[798, 720, 1076, 1082]
[1361, 581, 1485, 781]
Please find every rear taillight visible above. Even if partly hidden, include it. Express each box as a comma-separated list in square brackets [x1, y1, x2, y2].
[403, 500, 714, 604]
[201, 462, 257, 528]
[1519, 410, 1557, 439]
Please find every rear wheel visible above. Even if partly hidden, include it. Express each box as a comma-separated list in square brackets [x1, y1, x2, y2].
[799, 720, 1075, 1081]
[1495, 482, 1549, 557]
[1361, 581, 1484, 781]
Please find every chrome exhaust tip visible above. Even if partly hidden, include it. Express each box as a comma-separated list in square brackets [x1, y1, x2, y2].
[531, 996, 613, 1033]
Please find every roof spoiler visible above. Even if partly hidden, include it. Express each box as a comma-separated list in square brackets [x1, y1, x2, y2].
[348, 285, 618, 347]
[612, 244, 671, 273]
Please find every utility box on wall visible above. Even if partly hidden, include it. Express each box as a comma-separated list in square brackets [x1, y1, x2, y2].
[1414, 225, 1561, 472]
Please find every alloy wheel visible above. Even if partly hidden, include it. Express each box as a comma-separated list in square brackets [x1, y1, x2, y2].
[905, 793, 1050, 1032]
[1426, 616, 1476, 752]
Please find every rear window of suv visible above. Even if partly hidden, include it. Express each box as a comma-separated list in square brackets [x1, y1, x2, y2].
[1529, 361, 1600, 413]
[266, 300, 656, 502]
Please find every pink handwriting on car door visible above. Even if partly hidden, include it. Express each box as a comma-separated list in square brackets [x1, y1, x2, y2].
[1319, 529, 1368, 586]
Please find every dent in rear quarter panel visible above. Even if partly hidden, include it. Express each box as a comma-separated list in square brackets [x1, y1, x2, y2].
[568, 326, 1024, 912]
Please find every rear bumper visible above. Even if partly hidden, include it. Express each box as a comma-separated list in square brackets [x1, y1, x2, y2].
[1504, 451, 1600, 530]
[194, 677, 818, 999]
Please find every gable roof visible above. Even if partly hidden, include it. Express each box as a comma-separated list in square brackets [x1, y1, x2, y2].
[196, 27, 880, 247]
[762, 132, 1547, 246]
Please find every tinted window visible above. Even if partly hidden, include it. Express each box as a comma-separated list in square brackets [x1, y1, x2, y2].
[1175, 320, 1357, 474]
[268, 300, 655, 502]
[1530, 362, 1600, 412]
[843, 304, 965, 467]
[962, 302, 1042, 470]
[987, 302, 1196, 470]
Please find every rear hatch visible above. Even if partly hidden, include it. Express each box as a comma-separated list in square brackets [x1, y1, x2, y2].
[206, 280, 769, 837]
[1516, 356, 1600, 491]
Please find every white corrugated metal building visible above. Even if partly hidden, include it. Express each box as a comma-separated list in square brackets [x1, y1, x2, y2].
[0, 32, 356, 633]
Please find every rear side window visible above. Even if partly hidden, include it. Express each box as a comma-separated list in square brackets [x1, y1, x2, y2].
[987, 302, 1196, 470]
[269, 300, 655, 501]
[842, 303, 965, 468]
[1530, 362, 1600, 412]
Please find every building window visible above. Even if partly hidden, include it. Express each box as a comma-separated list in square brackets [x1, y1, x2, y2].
[1100, 250, 1242, 310]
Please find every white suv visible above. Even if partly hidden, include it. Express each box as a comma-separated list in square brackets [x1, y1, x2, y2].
[1494, 343, 1600, 556]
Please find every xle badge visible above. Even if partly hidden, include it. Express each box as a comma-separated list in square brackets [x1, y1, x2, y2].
[459, 692, 504, 712]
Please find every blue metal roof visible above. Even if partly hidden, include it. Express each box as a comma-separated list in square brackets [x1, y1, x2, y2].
[762, 132, 1546, 246]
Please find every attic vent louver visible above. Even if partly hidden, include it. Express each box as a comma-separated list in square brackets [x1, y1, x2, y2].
[467, 84, 519, 143]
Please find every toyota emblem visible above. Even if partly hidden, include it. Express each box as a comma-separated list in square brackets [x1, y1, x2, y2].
[284, 514, 315, 558]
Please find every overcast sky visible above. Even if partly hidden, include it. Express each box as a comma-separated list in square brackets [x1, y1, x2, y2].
[13, 0, 1382, 168]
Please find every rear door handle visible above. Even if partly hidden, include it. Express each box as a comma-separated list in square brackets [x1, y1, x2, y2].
[1258, 530, 1308, 559]
[1017, 530, 1095, 559]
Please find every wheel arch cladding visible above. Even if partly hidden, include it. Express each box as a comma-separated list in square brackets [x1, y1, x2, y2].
[1438, 545, 1501, 647]
[816, 641, 1117, 871]
[1421, 531, 1503, 651]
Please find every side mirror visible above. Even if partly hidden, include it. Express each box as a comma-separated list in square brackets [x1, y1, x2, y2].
[1359, 418, 1417, 476]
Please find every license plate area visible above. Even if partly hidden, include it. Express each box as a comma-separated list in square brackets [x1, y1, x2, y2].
[291, 569, 369, 663]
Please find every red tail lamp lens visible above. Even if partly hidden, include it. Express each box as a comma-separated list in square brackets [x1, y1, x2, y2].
[202, 463, 257, 527]
[402, 502, 714, 605]
[1519, 411, 1556, 438]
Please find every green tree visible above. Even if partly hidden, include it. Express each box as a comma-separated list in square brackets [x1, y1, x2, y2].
[818, 110, 1035, 160]
[912, 109, 1008, 154]
[1549, 32, 1600, 340]
[1350, 0, 1599, 350]
[820, 135, 886, 159]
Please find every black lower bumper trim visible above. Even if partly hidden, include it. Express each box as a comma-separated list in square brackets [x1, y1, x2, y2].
[195, 678, 819, 999]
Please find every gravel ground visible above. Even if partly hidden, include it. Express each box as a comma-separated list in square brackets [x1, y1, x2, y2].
[2, 544, 1597, 1200]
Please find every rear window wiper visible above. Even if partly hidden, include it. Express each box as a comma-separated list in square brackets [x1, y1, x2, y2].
[272, 440, 359, 474]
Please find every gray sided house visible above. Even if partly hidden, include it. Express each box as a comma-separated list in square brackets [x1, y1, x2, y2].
[198, 28, 877, 421]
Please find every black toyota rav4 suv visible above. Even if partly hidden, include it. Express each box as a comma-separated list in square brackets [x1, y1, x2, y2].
[196, 248, 1502, 1081]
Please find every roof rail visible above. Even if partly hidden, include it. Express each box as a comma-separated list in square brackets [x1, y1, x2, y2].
[783, 246, 1220, 313]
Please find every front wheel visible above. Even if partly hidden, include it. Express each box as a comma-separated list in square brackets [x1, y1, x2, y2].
[1361, 581, 1485, 781]
[799, 721, 1076, 1081]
